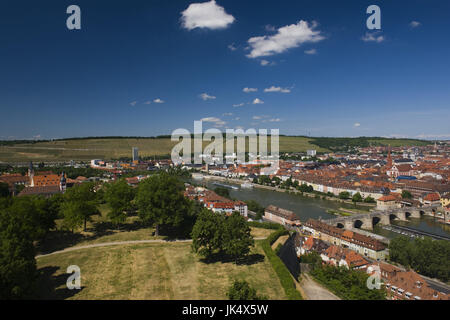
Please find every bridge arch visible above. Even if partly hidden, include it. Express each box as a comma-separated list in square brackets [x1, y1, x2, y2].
[372, 216, 381, 227]
[337, 223, 344, 229]
[389, 214, 398, 221]
[354, 220, 363, 229]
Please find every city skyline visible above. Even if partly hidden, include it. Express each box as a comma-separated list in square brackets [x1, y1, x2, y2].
[1, 0, 450, 140]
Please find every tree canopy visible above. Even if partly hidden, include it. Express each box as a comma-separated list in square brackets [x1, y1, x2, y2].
[136, 173, 192, 236]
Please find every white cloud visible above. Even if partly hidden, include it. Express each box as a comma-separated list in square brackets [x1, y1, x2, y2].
[354, 123, 361, 127]
[143, 101, 151, 105]
[252, 98, 264, 104]
[269, 118, 281, 122]
[228, 43, 237, 51]
[233, 103, 244, 107]
[246, 20, 325, 58]
[361, 32, 384, 43]
[243, 87, 258, 93]
[200, 116, 226, 127]
[181, 0, 235, 31]
[130, 101, 138, 106]
[222, 112, 233, 116]
[199, 93, 216, 101]
[260, 60, 270, 66]
[252, 116, 262, 120]
[233, 117, 240, 121]
[304, 48, 317, 55]
[409, 21, 421, 28]
[153, 98, 165, 103]
[264, 86, 291, 93]
[265, 24, 276, 32]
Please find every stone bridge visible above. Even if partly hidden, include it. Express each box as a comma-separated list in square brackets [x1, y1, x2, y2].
[325, 205, 440, 231]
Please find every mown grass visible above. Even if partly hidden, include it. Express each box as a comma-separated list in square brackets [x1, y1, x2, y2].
[35, 241, 287, 300]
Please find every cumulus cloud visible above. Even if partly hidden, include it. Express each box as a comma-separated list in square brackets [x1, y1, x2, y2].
[260, 60, 270, 66]
[200, 116, 226, 127]
[243, 87, 258, 93]
[153, 98, 165, 103]
[199, 93, 216, 101]
[354, 123, 361, 127]
[246, 20, 325, 58]
[409, 21, 421, 28]
[181, 0, 235, 31]
[304, 48, 317, 55]
[233, 103, 244, 107]
[130, 101, 138, 106]
[269, 118, 281, 122]
[361, 32, 384, 43]
[264, 86, 291, 93]
[252, 98, 264, 104]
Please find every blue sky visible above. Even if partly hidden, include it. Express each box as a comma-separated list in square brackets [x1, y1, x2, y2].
[0, 0, 449, 140]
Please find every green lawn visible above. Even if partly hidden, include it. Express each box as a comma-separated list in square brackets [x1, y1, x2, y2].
[36, 241, 287, 300]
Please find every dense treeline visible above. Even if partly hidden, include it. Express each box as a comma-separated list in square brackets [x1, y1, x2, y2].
[310, 265, 386, 300]
[308, 137, 429, 151]
[0, 194, 60, 299]
[389, 236, 450, 282]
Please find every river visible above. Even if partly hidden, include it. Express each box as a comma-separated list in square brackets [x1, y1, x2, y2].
[191, 178, 450, 240]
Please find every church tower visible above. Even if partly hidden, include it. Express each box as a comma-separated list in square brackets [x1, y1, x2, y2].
[28, 161, 34, 186]
[60, 172, 67, 193]
[386, 145, 392, 169]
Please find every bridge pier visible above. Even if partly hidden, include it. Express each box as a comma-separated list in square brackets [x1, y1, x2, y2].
[408, 210, 421, 219]
[395, 211, 407, 221]
[344, 220, 353, 230]
[361, 217, 373, 230]
[379, 215, 390, 226]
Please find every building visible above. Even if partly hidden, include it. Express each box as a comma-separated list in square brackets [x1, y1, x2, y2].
[264, 205, 301, 226]
[302, 219, 388, 261]
[367, 264, 448, 300]
[376, 194, 399, 210]
[132, 147, 139, 162]
[307, 149, 317, 157]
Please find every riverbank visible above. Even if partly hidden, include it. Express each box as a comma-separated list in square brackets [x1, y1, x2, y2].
[202, 174, 375, 209]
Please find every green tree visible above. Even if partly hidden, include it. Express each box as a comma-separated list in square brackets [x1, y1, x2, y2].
[364, 196, 375, 203]
[223, 212, 254, 263]
[0, 208, 37, 299]
[104, 179, 135, 227]
[339, 191, 350, 200]
[0, 182, 10, 198]
[136, 173, 191, 236]
[191, 209, 225, 258]
[227, 280, 266, 300]
[352, 192, 363, 203]
[61, 182, 100, 232]
[401, 190, 412, 199]
[245, 200, 265, 220]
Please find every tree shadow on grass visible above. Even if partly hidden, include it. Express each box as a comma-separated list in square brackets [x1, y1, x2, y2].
[35, 266, 85, 300]
[36, 220, 148, 254]
[200, 253, 265, 266]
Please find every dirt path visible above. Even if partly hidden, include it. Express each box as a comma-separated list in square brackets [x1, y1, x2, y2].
[36, 237, 268, 259]
[299, 273, 341, 300]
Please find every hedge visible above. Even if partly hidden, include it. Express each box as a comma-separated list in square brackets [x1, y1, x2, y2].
[261, 230, 303, 300]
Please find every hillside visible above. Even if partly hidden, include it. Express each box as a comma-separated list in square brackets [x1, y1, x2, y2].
[0, 136, 431, 162]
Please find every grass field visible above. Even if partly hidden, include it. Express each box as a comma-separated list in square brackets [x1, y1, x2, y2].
[36, 240, 287, 300]
[0, 136, 431, 162]
[0, 136, 327, 162]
